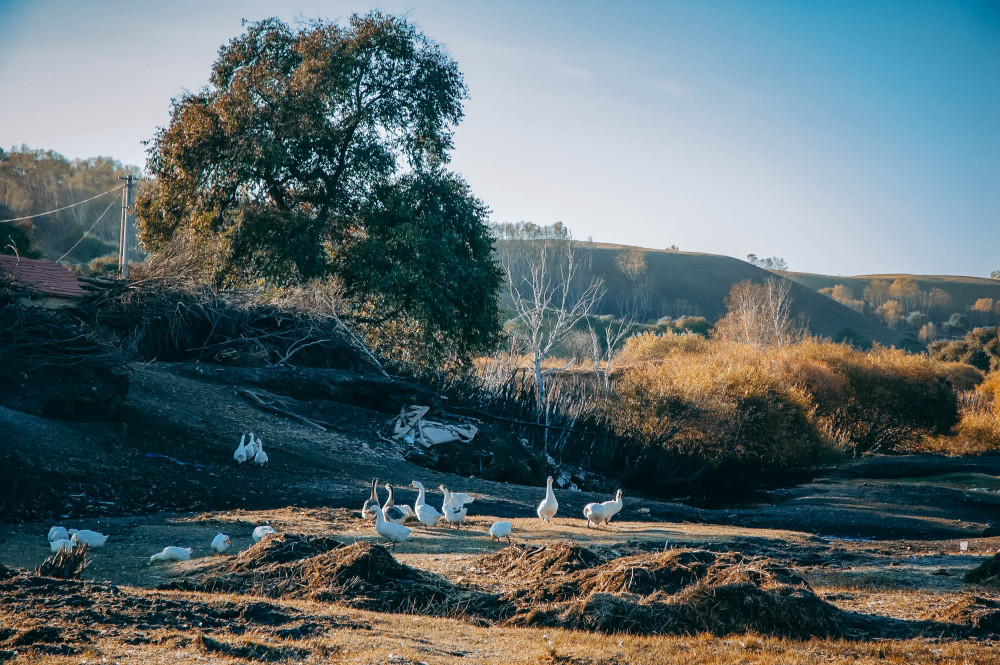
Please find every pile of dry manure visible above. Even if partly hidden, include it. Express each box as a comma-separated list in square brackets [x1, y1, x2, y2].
[192, 534, 508, 619]
[964, 552, 1000, 585]
[927, 595, 1000, 636]
[475, 545, 844, 638]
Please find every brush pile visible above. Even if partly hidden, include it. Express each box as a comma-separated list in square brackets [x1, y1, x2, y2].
[0, 301, 127, 420]
[78, 273, 376, 372]
[35, 544, 89, 579]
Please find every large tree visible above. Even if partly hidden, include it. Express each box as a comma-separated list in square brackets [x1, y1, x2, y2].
[137, 13, 502, 364]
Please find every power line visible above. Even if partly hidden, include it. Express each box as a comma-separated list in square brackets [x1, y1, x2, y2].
[0, 185, 122, 224]
[55, 195, 121, 263]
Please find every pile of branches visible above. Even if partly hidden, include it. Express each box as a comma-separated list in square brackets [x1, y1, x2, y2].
[35, 544, 90, 579]
[0, 299, 128, 419]
[77, 273, 382, 373]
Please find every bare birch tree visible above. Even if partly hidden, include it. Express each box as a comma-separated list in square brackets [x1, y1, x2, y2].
[588, 311, 637, 391]
[714, 277, 802, 347]
[497, 223, 604, 449]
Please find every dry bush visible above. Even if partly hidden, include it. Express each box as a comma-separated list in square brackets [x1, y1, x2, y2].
[981, 371, 1000, 416]
[768, 341, 959, 455]
[606, 342, 829, 488]
[916, 377, 1000, 456]
[606, 338, 960, 470]
[618, 330, 710, 363]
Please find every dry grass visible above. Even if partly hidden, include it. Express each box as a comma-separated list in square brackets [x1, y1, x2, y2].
[1, 575, 997, 665]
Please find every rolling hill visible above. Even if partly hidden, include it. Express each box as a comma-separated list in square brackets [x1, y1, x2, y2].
[785, 272, 1000, 313]
[577, 244, 907, 347]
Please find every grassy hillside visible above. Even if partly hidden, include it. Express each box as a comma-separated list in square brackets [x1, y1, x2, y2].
[579, 244, 906, 347]
[785, 271, 1000, 313]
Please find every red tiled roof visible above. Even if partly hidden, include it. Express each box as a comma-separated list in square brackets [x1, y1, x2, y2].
[0, 255, 87, 298]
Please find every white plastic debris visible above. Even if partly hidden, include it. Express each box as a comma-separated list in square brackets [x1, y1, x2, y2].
[391, 405, 477, 448]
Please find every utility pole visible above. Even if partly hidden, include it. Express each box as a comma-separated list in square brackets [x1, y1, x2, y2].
[118, 175, 135, 279]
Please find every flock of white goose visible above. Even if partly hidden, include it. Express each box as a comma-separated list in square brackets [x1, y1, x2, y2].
[233, 433, 269, 466]
[362, 474, 624, 551]
[44, 523, 280, 564]
[40, 433, 623, 565]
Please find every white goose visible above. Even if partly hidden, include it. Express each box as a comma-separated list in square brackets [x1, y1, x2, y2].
[50, 538, 73, 553]
[537, 476, 558, 523]
[373, 505, 412, 551]
[252, 437, 268, 467]
[382, 483, 414, 524]
[211, 533, 232, 554]
[47, 526, 69, 542]
[234, 435, 248, 465]
[149, 546, 192, 565]
[245, 433, 259, 459]
[583, 489, 623, 528]
[361, 478, 380, 520]
[252, 525, 277, 542]
[440, 485, 473, 528]
[409, 480, 442, 528]
[70, 530, 109, 547]
[489, 521, 512, 543]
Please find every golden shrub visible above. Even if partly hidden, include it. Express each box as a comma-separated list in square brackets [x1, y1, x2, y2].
[618, 331, 709, 363]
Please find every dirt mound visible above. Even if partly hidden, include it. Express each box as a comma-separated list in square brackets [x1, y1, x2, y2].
[471, 546, 844, 638]
[473, 542, 603, 581]
[192, 535, 508, 619]
[927, 595, 1000, 636]
[964, 553, 1000, 585]
[0, 573, 361, 660]
[579, 549, 717, 596]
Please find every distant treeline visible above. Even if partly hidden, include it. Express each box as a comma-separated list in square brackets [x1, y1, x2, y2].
[0, 146, 141, 268]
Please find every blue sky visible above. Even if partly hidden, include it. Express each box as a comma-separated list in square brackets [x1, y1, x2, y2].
[1, 0, 997, 277]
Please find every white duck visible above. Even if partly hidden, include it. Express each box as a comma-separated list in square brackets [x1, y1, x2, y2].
[234, 435, 248, 465]
[537, 476, 558, 523]
[382, 483, 414, 524]
[70, 530, 109, 547]
[252, 437, 268, 467]
[211, 533, 232, 554]
[47, 526, 69, 542]
[373, 505, 412, 551]
[409, 480, 442, 528]
[49, 538, 73, 553]
[149, 546, 192, 565]
[583, 489, 623, 528]
[252, 525, 278, 542]
[489, 521, 512, 544]
[440, 485, 474, 528]
[361, 478, 380, 520]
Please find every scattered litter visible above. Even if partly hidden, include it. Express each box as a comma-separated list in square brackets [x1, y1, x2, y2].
[391, 405, 477, 448]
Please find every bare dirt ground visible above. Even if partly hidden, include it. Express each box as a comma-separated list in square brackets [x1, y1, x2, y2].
[2, 362, 1000, 663]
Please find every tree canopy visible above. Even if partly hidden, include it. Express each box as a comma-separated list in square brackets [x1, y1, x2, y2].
[137, 13, 502, 365]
